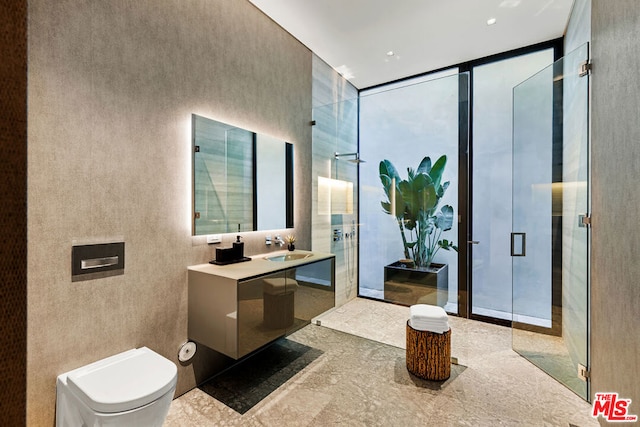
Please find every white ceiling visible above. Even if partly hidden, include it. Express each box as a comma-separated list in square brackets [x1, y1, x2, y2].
[248, 0, 575, 89]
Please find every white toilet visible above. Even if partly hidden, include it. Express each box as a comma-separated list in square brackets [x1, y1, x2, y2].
[56, 346, 177, 427]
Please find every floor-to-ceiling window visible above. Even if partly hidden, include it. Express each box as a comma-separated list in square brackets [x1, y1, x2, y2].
[358, 70, 465, 314]
[355, 41, 563, 320]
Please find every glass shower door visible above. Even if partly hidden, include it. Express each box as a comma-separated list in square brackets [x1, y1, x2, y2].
[512, 43, 590, 400]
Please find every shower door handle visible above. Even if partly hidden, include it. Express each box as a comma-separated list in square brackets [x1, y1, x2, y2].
[510, 232, 526, 257]
[467, 240, 480, 244]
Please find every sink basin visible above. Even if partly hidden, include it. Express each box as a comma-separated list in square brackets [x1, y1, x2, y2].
[264, 253, 313, 262]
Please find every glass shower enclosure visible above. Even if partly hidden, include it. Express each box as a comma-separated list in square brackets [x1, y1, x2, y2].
[511, 43, 590, 400]
[311, 98, 359, 308]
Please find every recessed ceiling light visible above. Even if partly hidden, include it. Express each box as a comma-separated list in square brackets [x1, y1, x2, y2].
[487, 18, 497, 26]
[386, 51, 395, 57]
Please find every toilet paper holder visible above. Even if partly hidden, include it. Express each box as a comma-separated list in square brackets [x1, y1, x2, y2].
[178, 341, 197, 363]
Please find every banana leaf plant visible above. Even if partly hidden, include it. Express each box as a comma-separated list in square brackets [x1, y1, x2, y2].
[379, 155, 458, 269]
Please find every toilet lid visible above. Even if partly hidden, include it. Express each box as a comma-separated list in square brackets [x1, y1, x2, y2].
[67, 347, 177, 413]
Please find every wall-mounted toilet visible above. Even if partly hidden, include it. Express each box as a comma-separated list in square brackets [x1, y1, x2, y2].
[56, 346, 177, 427]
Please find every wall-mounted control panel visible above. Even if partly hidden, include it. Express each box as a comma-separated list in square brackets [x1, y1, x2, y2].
[72, 242, 125, 281]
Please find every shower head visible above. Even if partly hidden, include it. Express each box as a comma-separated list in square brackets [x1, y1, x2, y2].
[334, 152, 366, 164]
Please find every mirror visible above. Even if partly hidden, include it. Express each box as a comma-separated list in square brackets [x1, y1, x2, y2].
[192, 114, 293, 235]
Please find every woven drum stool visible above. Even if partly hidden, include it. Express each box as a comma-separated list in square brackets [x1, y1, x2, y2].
[406, 321, 451, 380]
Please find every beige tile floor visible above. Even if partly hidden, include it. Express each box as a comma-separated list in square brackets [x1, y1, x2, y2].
[166, 298, 597, 426]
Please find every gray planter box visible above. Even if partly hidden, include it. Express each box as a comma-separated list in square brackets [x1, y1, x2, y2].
[383, 262, 448, 307]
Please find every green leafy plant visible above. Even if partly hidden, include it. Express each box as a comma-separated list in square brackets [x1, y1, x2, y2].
[379, 155, 458, 269]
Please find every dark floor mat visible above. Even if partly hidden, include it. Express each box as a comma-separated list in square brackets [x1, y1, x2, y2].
[198, 338, 323, 414]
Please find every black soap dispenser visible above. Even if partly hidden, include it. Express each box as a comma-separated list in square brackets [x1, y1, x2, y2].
[233, 235, 244, 260]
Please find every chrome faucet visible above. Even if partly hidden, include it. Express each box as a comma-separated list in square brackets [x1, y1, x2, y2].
[274, 235, 285, 246]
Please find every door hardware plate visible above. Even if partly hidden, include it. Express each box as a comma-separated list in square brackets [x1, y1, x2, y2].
[578, 214, 591, 228]
[579, 60, 592, 77]
[578, 364, 590, 381]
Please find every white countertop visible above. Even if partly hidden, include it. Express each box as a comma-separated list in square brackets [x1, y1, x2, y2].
[188, 250, 335, 281]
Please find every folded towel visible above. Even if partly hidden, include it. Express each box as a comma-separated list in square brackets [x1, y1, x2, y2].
[409, 304, 449, 333]
[410, 304, 448, 321]
[411, 319, 449, 328]
[410, 318, 449, 327]
[409, 318, 449, 334]
[410, 319, 448, 328]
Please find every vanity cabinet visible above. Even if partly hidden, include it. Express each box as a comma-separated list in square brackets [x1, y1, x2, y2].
[188, 251, 335, 359]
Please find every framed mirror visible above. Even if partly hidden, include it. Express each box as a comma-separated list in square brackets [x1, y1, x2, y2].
[192, 114, 293, 235]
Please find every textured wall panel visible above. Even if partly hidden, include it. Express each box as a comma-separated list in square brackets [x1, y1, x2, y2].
[27, 1, 311, 425]
[590, 0, 640, 410]
[0, 1, 28, 426]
